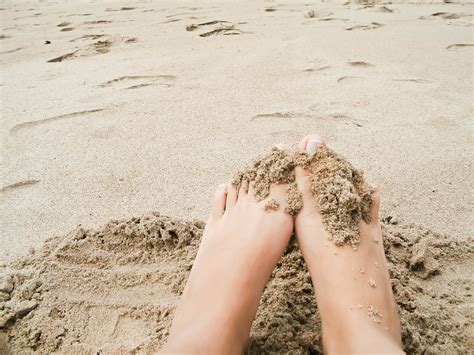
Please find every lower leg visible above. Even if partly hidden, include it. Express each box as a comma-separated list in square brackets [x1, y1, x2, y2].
[295, 135, 403, 354]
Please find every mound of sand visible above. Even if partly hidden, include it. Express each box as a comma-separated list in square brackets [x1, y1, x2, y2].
[0, 213, 472, 353]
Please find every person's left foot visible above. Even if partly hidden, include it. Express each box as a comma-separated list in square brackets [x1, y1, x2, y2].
[162, 179, 293, 354]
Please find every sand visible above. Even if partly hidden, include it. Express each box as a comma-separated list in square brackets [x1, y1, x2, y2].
[1, 0, 473, 353]
[1, 0, 473, 263]
[1, 214, 472, 353]
[309, 146, 373, 247]
[233, 146, 373, 247]
[1, 145, 473, 353]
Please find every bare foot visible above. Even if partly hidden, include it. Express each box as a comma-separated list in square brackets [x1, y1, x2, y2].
[294, 135, 403, 354]
[162, 180, 293, 354]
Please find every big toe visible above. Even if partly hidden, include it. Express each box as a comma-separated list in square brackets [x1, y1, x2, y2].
[297, 134, 325, 152]
[295, 135, 325, 200]
[208, 183, 227, 222]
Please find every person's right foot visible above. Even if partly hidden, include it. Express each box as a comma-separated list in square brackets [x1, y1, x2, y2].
[294, 135, 403, 354]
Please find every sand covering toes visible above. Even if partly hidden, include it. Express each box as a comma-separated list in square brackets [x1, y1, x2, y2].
[233, 146, 373, 248]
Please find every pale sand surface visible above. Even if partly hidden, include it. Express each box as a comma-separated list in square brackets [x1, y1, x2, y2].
[1, 0, 473, 265]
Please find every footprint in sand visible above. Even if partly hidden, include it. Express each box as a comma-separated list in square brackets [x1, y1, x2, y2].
[308, 102, 366, 127]
[9, 109, 104, 134]
[306, 10, 334, 19]
[58, 20, 111, 33]
[446, 43, 474, 50]
[320, 112, 364, 127]
[69, 34, 105, 42]
[318, 17, 348, 22]
[199, 26, 242, 37]
[427, 12, 471, 20]
[254, 104, 365, 127]
[105, 7, 135, 12]
[419, 12, 473, 26]
[251, 112, 313, 121]
[376, 6, 394, 13]
[63, 13, 92, 18]
[393, 78, 431, 84]
[162, 10, 209, 24]
[337, 76, 362, 83]
[185, 20, 243, 37]
[47, 36, 137, 63]
[13, 12, 42, 21]
[303, 65, 331, 72]
[0, 179, 40, 193]
[347, 61, 373, 67]
[160, 18, 182, 24]
[0, 46, 23, 54]
[345, 22, 384, 31]
[99, 75, 176, 90]
[84, 20, 112, 25]
[357, 5, 395, 13]
[186, 20, 230, 31]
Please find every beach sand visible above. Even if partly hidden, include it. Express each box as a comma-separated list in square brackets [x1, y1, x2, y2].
[1, 0, 473, 352]
[1, 213, 472, 353]
[1, 0, 472, 262]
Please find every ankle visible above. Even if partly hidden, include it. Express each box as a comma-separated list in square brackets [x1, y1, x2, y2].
[165, 316, 247, 354]
[321, 311, 403, 354]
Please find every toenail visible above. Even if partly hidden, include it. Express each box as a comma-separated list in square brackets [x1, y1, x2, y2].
[218, 183, 227, 191]
[306, 139, 322, 155]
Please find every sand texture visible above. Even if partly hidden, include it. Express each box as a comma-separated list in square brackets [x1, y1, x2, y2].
[0, 214, 472, 354]
[1, 0, 473, 352]
[1, 0, 473, 263]
[309, 146, 373, 248]
[234, 146, 373, 246]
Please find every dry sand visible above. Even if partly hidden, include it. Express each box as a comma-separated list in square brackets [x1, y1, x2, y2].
[1, 0, 473, 262]
[1, 0, 473, 353]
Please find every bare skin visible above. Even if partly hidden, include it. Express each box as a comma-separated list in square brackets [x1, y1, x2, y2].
[294, 135, 403, 354]
[162, 181, 293, 354]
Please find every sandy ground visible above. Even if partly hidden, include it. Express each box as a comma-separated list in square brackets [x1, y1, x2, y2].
[1, 1, 473, 263]
[1, 1, 473, 352]
[1, 214, 473, 353]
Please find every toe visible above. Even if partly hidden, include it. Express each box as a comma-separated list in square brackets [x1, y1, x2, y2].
[239, 179, 249, 196]
[297, 134, 325, 153]
[247, 181, 256, 199]
[294, 167, 313, 204]
[209, 183, 227, 221]
[295, 135, 325, 199]
[226, 181, 238, 210]
[370, 187, 381, 224]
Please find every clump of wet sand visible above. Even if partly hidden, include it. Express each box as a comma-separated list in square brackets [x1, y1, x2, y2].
[0, 214, 471, 354]
[233, 145, 373, 248]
